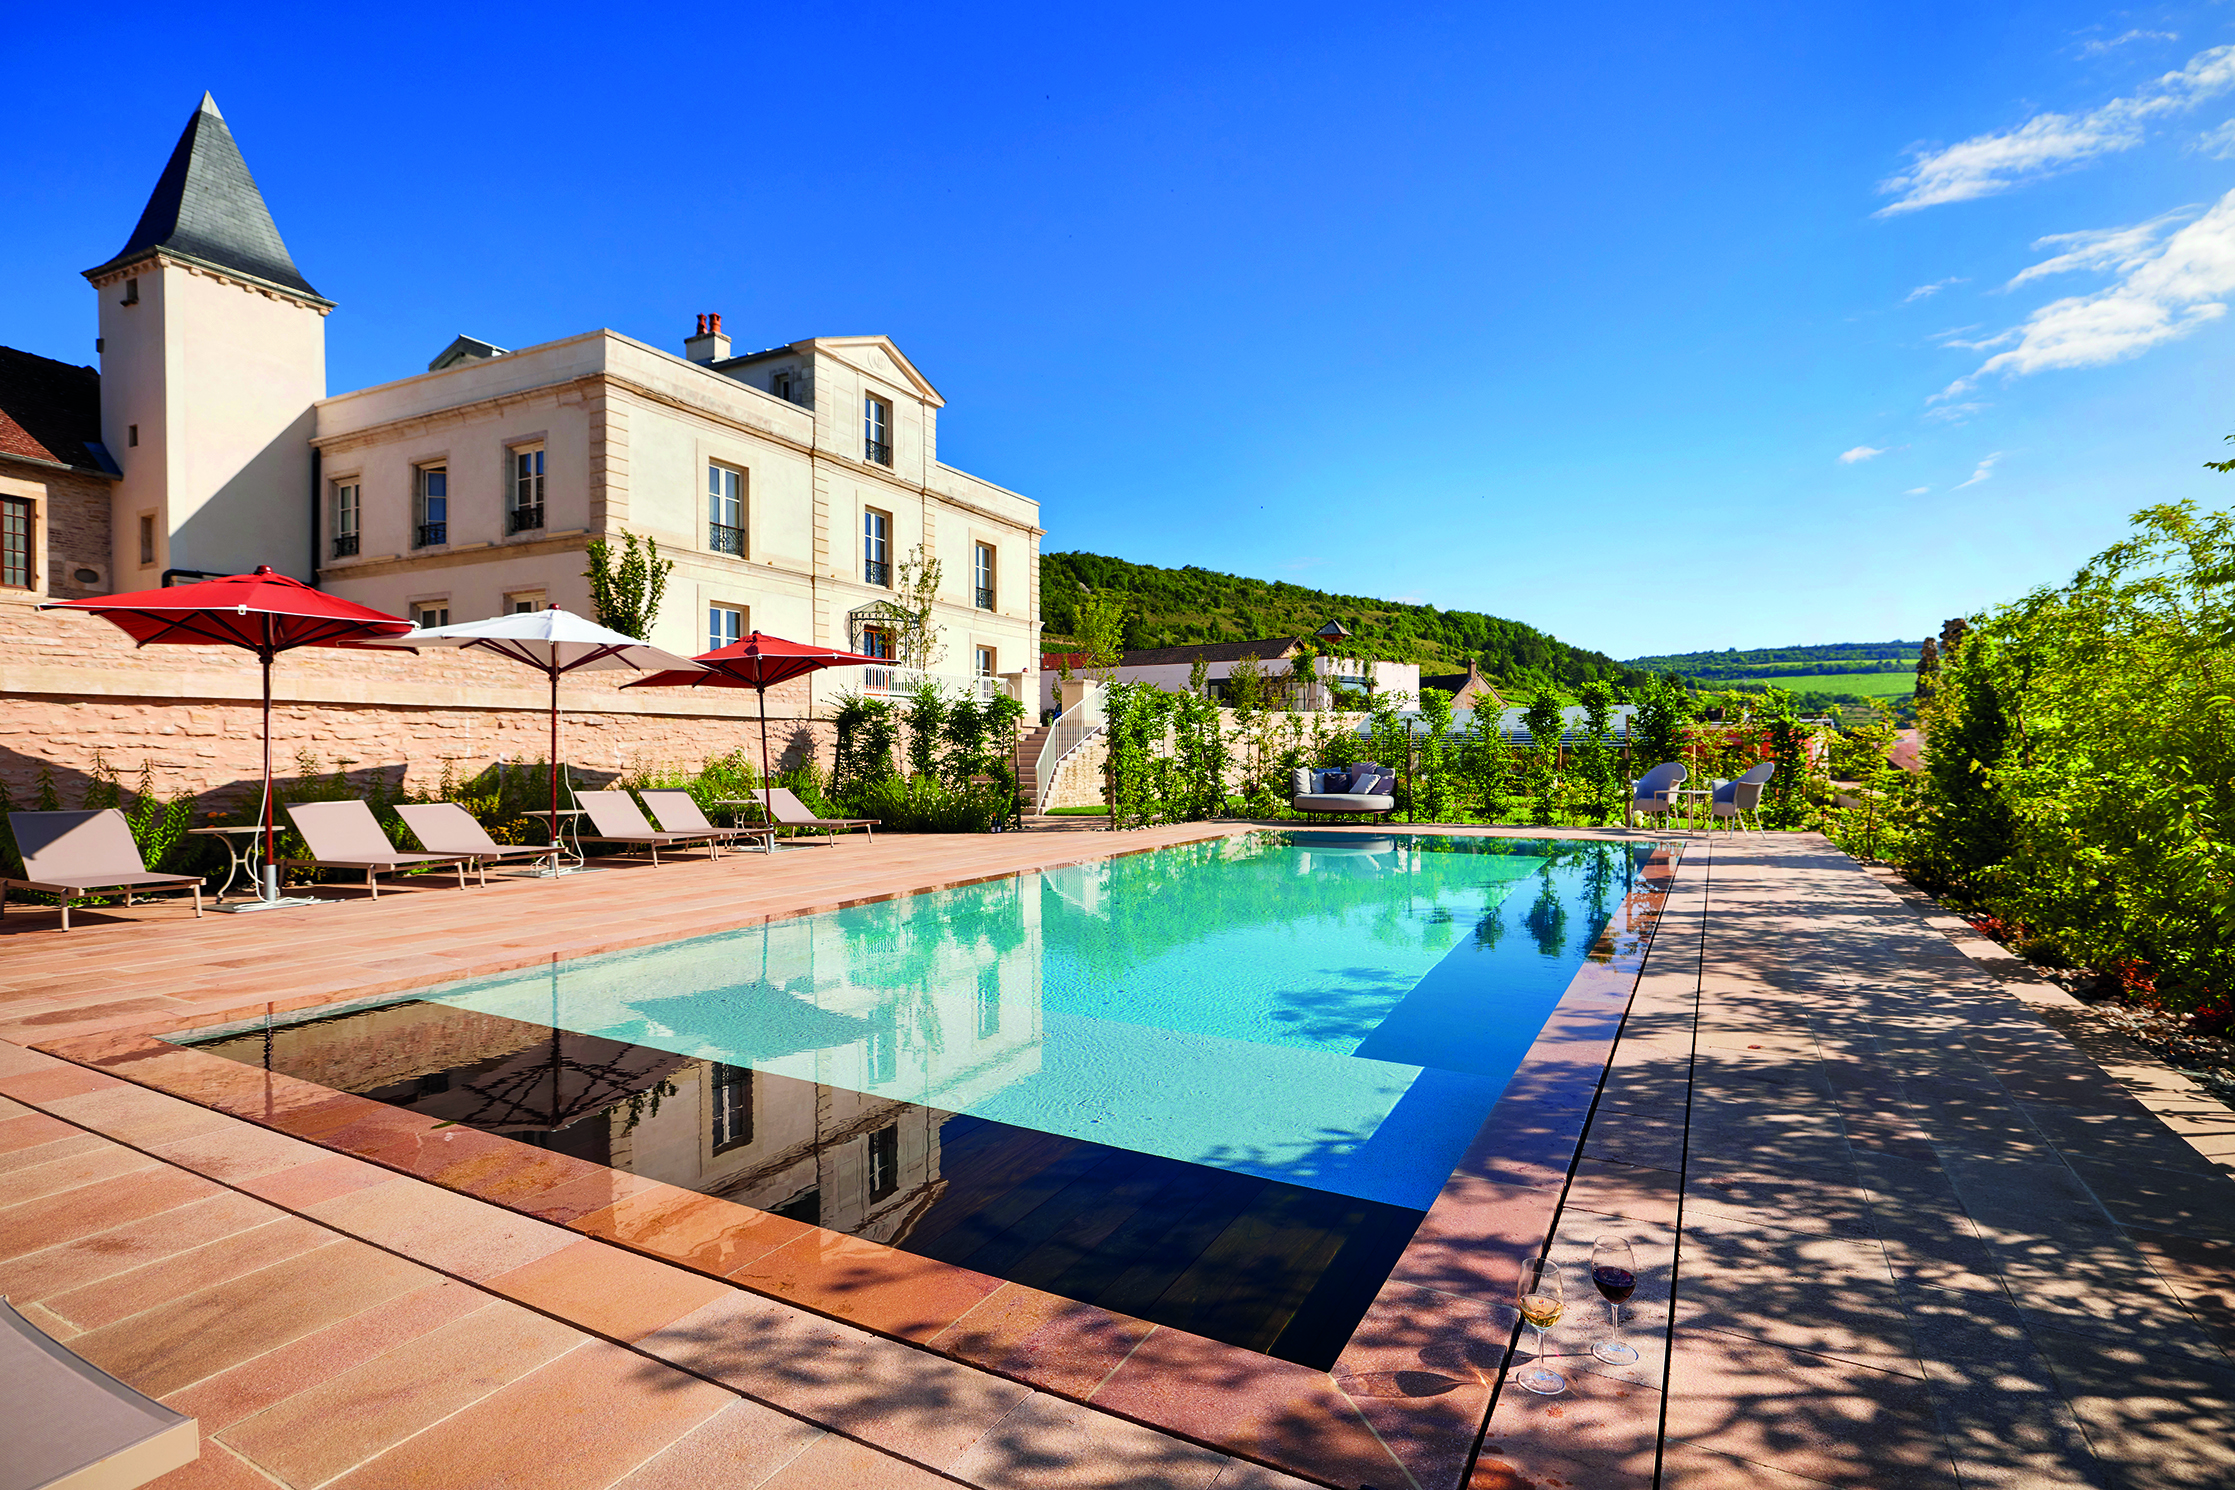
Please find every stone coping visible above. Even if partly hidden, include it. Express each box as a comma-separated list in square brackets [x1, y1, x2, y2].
[24, 830, 1686, 1490]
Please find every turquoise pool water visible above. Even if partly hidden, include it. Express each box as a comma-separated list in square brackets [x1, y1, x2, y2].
[414, 831, 1650, 1211]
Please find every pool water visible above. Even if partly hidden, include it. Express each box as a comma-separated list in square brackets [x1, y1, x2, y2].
[180, 831, 1660, 1367]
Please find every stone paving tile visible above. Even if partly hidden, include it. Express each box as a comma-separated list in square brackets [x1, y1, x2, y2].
[945, 1389, 1233, 1490]
[1900, 1285, 2104, 1490]
[605, 1396, 824, 1490]
[637, 1287, 1036, 1471]
[2029, 1327, 2235, 1490]
[2124, 1228, 2235, 1360]
[1671, 1210, 1922, 1380]
[218, 1302, 584, 1487]
[43, 1217, 336, 1331]
[484, 1237, 733, 1343]
[0, 1163, 224, 1262]
[317, 1337, 736, 1490]
[66, 1238, 436, 1397]
[758, 1433, 958, 1490]
[0, 1189, 277, 1300]
[302, 1175, 582, 1283]
[0, 1138, 159, 1207]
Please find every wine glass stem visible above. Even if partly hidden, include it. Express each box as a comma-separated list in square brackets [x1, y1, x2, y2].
[1608, 1299, 1620, 1339]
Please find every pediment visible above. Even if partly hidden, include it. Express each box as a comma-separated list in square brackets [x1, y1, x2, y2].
[812, 336, 944, 406]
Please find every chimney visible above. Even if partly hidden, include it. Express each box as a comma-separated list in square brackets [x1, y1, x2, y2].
[684, 311, 730, 364]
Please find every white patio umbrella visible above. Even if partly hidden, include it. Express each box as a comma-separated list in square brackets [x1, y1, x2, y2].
[400, 607, 705, 849]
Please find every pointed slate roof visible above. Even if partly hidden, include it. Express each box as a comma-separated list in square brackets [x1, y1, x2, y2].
[84, 93, 327, 304]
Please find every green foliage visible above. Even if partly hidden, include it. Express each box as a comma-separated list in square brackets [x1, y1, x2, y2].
[892, 546, 947, 673]
[1571, 681, 1624, 825]
[581, 531, 673, 640]
[1624, 639, 1922, 681]
[0, 754, 197, 887]
[1105, 681, 1234, 828]
[1521, 690, 1565, 825]
[1414, 687, 1456, 822]
[1756, 691, 1817, 830]
[828, 684, 1022, 831]
[1069, 588, 1131, 681]
[903, 682, 948, 781]
[1040, 551, 1642, 695]
[830, 696, 901, 799]
[1898, 502, 2235, 1014]
[849, 774, 1012, 833]
[1630, 676, 1693, 772]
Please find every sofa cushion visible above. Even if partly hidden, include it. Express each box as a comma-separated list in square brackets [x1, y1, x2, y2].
[1292, 766, 1314, 797]
[1358, 773, 1394, 798]
[1321, 770, 1352, 794]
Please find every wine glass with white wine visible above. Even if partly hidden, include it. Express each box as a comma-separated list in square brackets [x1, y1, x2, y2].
[1591, 1235, 1640, 1365]
[1513, 1255, 1567, 1395]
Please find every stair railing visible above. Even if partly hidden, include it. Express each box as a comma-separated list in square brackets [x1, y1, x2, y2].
[1034, 687, 1107, 814]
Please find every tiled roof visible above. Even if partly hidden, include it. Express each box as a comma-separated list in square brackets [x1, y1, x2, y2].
[84, 93, 325, 303]
[0, 346, 109, 473]
[1118, 637, 1305, 667]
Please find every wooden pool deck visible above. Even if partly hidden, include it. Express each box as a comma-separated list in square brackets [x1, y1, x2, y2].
[1, 826, 2230, 1488]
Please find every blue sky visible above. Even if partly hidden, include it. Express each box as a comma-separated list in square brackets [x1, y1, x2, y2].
[9, 2, 2235, 659]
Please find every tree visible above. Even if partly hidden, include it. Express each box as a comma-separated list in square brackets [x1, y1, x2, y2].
[1072, 589, 1130, 684]
[582, 532, 673, 640]
[1914, 636, 1940, 701]
[893, 545, 946, 674]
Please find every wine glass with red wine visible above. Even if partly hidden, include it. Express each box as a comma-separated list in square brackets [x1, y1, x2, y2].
[1591, 1236, 1639, 1365]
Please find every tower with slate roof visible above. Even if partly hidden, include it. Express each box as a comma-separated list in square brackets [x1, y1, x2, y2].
[85, 93, 329, 583]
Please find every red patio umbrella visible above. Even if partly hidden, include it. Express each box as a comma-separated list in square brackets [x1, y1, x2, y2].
[41, 567, 416, 906]
[622, 632, 885, 782]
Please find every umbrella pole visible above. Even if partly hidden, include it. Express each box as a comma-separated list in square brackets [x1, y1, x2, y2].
[261, 644, 277, 902]
[550, 668, 560, 827]
[757, 685, 772, 788]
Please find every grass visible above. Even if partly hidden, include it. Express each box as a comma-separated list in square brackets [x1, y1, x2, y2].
[1728, 671, 1914, 698]
[1043, 804, 1111, 816]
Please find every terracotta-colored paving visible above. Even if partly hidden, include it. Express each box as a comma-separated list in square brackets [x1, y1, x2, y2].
[4, 826, 2232, 1488]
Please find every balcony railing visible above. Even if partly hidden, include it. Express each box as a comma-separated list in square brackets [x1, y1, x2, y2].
[709, 522, 743, 556]
[864, 438, 891, 466]
[415, 521, 446, 548]
[507, 505, 544, 535]
[855, 666, 1007, 702]
[864, 559, 890, 587]
[975, 586, 995, 611]
[331, 533, 360, 558]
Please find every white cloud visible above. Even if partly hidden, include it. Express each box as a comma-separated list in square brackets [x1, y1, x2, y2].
[1905, 276, 1967, 301]
[2078, 29, 2178, 58]
[1925, 400, 1990, 424]
[1940, 187, 2235, 396]
[2005, 206, 2198, 287]
[1932, 325, 2022, 351]
[2197, 119, 2235, 157]
[1951, 453, 2004, 489]
[1878, 43, 2235, 213]
[1839, 445, 1888, 463]
[1906, 486, 1932, 495]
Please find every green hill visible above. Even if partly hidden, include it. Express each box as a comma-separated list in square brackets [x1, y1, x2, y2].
[1039, 552, 1644, 693]
[1622, 640, 1921, 682]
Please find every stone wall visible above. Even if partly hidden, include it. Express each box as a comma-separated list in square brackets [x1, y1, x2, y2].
[0, 597, 841, 811]
[0, 456, 114, 602]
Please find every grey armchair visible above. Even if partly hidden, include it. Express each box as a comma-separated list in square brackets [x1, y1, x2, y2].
[1629, 763, 1687, 827]
[1710, 762, 1776, 835]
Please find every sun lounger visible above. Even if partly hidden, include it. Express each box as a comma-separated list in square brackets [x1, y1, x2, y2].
[2, 1295, 201, 1489]
[575, 790, 725, 864]
[2, 809, 204, 931]
[749, 786, 878, 844]
[279, 800, 475, 897]
[395, 803, 560, 877]
[638, 791, 774, 854]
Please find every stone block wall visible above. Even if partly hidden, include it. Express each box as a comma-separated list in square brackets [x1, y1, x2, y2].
[0, 597, 839, 812]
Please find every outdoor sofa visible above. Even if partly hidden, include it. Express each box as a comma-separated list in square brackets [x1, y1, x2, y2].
[2, 808, 204, 931]
[1291, 764, 1399, 818]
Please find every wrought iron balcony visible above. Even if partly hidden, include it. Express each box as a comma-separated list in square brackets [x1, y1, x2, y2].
[864, 559, 890, 587]
[331, 533, 360, 558]
[709, 522, 743, 556]
[508, 505, 544, 535]
[864, 438, 891, 466]
[975, 586, 995, 611]
[415, 522, 446, 548]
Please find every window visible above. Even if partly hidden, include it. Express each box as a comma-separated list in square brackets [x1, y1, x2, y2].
[1, 498, 30, 589]
[505, 591, 546, 615]
[413, 602, 450, 628]
[122, 278, 139, 306]
[973, 542, 995, 610]
[508, 447, 544, 534]
[709, 1063, 753, 1153]
[864, 396, 891, 466]
[771, 371, 795, 403]
[974, 966, 1001, 1040]
[863, 508, 890, 586]
[331, 482, 360, 558]
[975, 646, 995, 678]
[414, 465, 448, 547]
[859, 625, 892, 660]
[867, 1123, 899, 1202]
[707, 464, 744, 555]
[127, 424, 138, 448]
[867, 1015, 897, 1084]
[708, 603, 744, 652]
[137, 514, 155, 567]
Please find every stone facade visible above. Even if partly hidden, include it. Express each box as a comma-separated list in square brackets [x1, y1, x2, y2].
[0, 455, 115, 603]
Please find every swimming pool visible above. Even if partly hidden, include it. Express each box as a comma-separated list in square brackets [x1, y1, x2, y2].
[179, 830, 1663, 1367]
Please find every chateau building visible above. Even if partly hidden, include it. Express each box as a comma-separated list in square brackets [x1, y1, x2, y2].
[8, 93, 1041, 700]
